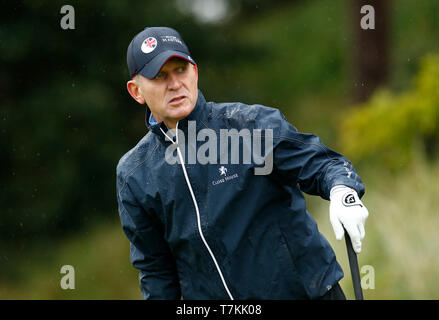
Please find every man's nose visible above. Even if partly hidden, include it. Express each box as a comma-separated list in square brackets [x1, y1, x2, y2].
[167, 73, 182, 90]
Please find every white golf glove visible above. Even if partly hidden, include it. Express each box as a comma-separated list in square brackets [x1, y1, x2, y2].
[329, 185, 369, 253]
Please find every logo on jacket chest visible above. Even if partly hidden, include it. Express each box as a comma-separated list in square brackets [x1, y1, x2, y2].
[212, 166, 239, 186]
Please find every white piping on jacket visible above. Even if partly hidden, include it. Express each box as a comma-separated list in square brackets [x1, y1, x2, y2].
[160, 122, 234, 300]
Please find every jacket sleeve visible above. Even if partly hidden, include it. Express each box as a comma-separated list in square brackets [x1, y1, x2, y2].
[116, 175, 181, 300]
[269, 109, 365, 200]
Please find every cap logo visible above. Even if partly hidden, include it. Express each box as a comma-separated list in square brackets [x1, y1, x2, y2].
[141, 37, 157, 54]
[160, 35, 183, 45]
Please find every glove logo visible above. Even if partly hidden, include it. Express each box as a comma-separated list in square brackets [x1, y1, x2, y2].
[342, 192, 363, 208]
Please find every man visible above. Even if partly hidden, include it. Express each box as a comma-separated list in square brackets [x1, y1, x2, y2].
[117, 26, 369, 300]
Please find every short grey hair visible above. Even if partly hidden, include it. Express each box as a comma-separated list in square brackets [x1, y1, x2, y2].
[133, 74, 142, 84]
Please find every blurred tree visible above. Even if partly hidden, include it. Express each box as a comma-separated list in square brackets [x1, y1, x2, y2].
[351, 0, 390, 103]
[233, 0, 301, 16]
[339, 54, 439, 168]
[0, 0, 226, 246]
[0, 0, 273, 248]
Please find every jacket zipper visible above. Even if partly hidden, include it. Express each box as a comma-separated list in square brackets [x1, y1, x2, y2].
[160, 123, 234, 300]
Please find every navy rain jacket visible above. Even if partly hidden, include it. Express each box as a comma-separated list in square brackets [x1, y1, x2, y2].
[116, 91, 365, 300]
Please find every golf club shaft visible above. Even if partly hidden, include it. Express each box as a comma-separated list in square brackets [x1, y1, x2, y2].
[344, 230, 364, 300]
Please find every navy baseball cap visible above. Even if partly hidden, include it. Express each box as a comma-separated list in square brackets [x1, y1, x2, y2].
[127, 27, 196, 79]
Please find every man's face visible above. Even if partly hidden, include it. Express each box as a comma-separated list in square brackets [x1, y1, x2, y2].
[134, 58, 198, 129]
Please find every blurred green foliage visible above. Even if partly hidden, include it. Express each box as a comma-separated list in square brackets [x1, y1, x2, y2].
[0, 0, 235, 245]
[0, 222, 140, 299]
[338, 54, 439, 169]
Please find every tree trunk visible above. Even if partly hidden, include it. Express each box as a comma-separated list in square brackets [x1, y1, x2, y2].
[351, 0, 390, 103]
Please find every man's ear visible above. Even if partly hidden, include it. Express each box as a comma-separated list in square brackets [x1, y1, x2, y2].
[126, 79, 146, 104]
[193, 63, 198, 79]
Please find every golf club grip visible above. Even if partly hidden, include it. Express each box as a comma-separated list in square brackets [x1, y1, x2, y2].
[344, 230, 364, 300]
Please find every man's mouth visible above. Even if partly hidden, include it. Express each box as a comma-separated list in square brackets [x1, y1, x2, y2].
[169, 96, 186, 104]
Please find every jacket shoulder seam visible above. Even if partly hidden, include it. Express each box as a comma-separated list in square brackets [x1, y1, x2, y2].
[274, 135, 337, 161]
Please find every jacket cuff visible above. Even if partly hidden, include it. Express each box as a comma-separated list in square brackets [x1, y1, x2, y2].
[327, 178, 365, 200]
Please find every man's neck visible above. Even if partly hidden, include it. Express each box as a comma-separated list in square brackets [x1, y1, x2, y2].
[151, 112, 177, 131]
[164, 120, 177, 130]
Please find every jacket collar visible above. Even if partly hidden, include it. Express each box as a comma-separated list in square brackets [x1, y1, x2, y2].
[145, 90, 209, 136]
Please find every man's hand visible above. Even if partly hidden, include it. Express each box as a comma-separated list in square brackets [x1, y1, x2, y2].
[329, 185, 369, 253]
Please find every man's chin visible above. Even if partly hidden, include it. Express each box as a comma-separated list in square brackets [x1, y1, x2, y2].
[167, 104, 194, 120]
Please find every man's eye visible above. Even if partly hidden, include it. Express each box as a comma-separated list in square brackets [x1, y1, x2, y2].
[155, 72, 165, 80]
[177, 66, 186, 72]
